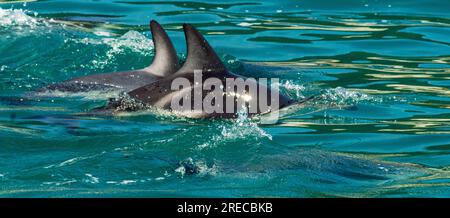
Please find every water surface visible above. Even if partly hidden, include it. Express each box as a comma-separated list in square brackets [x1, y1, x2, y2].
[1, 0, 450, 197]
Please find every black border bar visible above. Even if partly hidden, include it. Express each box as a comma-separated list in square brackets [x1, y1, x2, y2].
[0, 198, 448, 216]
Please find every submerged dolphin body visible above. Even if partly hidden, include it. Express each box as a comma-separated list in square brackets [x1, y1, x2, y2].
[43, 20, 180, 93]
[175, 148, 420, 181]
[96, 24, 303, 118]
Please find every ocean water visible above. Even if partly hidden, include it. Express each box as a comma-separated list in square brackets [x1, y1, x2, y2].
[0, 0, 450, 197]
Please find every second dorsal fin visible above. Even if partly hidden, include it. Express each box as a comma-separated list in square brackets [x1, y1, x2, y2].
[145, 20, 180, 77]
[177, 23, 226, 74]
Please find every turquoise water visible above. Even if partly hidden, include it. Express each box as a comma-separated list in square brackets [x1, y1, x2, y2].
[1, 0, 450, 197]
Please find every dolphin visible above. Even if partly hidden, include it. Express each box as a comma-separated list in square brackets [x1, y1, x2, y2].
[42, 20, 180, 93]
[175, 148, 420, 180]
[96, 23, 307, 118]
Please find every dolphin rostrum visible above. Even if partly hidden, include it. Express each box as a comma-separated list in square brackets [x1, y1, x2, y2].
[95, 23, 308, 119]
[43, 20, 180, 93]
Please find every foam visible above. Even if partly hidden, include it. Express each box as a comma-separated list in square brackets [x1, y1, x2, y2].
[69, 30, 154, 69]
[0, 8, 50, 31]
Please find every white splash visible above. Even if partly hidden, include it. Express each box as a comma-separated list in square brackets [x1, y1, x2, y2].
[277, 80, 306, 99]
[322, 87, 380, 105]
[175, 157, 218, 178]
[119, 180, 137, 185]
[72, 31, 153, 55]
[0, 8, 50, 31]
[0, 8, 36, 26]
[223, 108, 272, 140]
[197, 107, 272, 150]
[69, 30, 154, 69]
[83, 173, 100, 184]
[237, 22, 253, 27]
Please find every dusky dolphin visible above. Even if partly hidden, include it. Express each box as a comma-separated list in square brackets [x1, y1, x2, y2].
[175, 148, 420, 180]
[96, 24, 307, 118]
[42, 20, 180, 93]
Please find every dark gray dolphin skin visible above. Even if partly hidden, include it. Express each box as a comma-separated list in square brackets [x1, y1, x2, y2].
[43, 20, 180, 93]
[98, 23, 302, 118]
[176, 148, 418, 180]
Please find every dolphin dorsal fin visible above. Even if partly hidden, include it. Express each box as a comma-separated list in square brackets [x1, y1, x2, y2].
[177, 24, 226, 75]
[145, 20, 180, 77]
